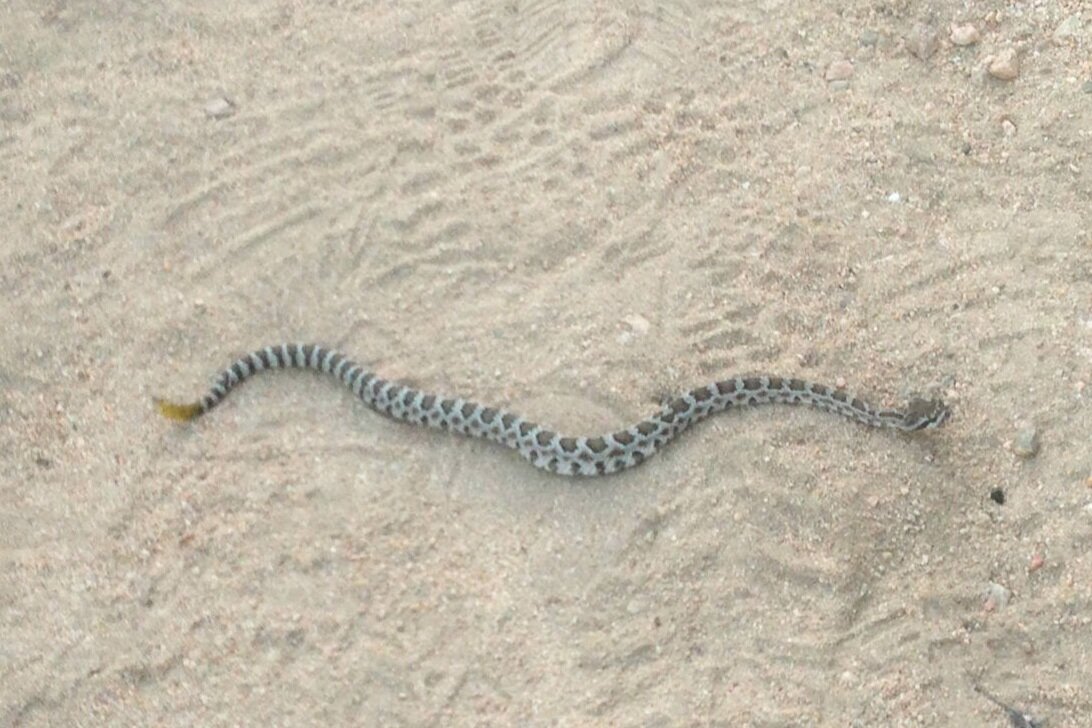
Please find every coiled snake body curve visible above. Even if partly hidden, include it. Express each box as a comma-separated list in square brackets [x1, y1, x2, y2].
[155, 343, 951, 476]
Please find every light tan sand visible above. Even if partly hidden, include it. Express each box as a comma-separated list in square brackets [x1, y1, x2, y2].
[2, 1, 1091, 725]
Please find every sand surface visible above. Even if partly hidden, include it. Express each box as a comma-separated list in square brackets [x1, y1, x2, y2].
[2, 1, 1091, 725]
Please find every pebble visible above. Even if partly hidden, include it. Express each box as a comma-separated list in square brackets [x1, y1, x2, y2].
[950, 23, 980, 47]
[988, 50, 1020, 81]
[1001, 117, 1017, 136]
[989, 488, 1005, 505]
[825, 59, 854, 82]
[1028, 553, 1045, 573]
[797, 350, 820, 368]
[205, 96, 236, 119]
[1013, 426, 1040, 458]
[624, 314, 651, 336]
[617, 314, 651, 345]
[982, 582, 1011, 611]
[1082, 80, 1092, 94]
[859, 29, 879, 47]
[906, 24, 939, 60]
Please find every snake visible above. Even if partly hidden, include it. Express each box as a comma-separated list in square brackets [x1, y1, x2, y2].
[155, 343, 951, 476]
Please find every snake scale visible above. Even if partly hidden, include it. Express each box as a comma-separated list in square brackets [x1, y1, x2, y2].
[155, 343, 951, 476]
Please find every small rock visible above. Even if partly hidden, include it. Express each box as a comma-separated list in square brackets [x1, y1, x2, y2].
[1053, 14, 1083, 42]
[205, 96, 236, 119]
[906, 23, 939, 60]
[989, 488, 1005, 505]
[825, 59, 854, 82]
[1082, 80, 1092, 94]
[618, 314, 650, 344]
[624, 314, 651, 336]
[1013, 426, 1040, 458]
[828, 80, 850, 92]
[797, 350, 820, 368]
[988, 50, 1020, 81]
[950, 23, 981, 46]
[1028, 553, 1045, 572]
[982, 582, 1011, 611]
[1001, 117, 1017, 136]
[886, 191, 901, 203]
[859, 29, 879, 47]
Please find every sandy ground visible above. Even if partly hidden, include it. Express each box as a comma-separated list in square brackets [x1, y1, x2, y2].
[2, 1, 1091, 725]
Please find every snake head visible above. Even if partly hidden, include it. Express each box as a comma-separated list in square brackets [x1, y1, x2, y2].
[902, 398, 951, 431]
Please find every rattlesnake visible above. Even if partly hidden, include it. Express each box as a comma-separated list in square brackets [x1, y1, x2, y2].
[155, 343, 951, 476]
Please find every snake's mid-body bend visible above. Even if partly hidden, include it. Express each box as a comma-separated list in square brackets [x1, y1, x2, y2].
[155, 343, 951, 477]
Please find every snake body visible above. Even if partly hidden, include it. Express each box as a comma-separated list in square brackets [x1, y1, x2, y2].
[155, 343, 951, 476]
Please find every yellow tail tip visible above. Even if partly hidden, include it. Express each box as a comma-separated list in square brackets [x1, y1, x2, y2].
[154, 398, 203, 422]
